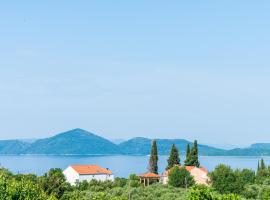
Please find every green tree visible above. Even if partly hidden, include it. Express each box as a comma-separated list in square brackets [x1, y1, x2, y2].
[209, 164, 237, 194]
[188, 185, 215, 200]
[39, 168, 69, 199]
[260, 158, 266, 170]
[7, 178, 51, 200]
[188, 140, 200, 167]
[233, 168, 255, 195]
[168, 166, 194, 188]
[188, 185, 242, 200]
[148, 140, 158, 174]
[0, 171, 9, 200]
[184, 144, 191, 166]
[128, 174, 140, 187]
[114, 177, 127, 187]
[256, 159, 270, 184]
[243, 184, 260, 199]
[167, 144, 180, 169]
[259, 185, 270, 199]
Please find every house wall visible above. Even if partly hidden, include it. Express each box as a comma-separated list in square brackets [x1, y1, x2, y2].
[63, 166, 115, 185]
[189, 168, 209, 185]
[161, 176, 168, 185]
[63, 166, 80, 185]
[79, 174, 114, 182]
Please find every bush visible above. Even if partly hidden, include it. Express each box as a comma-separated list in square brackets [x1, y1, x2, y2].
[243, 184, 260, 199]
[168, 166, 194, 188]
[188, 185, 242, 200]
[114, 177, 127, 187]
[259, 185, 270, 199]
[128, 174, 141, 187]
[188, 185, 215, 200]
[39, 168, 70, 199]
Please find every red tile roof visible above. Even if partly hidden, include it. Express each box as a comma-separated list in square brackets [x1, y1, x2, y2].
[139, 173, 160, 178]
[70, 165, 112, 175]
[185, 166, 195, 171]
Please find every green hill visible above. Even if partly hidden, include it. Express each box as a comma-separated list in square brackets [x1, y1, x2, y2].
[118, 137, 226, 155]
[220, 144, 270, 156]
[250, 143, 270, 150]
[0, 140, 30, 154]
[23, 128, 121, 155]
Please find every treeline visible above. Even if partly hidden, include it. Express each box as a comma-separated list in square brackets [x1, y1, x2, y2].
[148, 140, 200, 188]
[2, 163, 270, 199]
[0, 166, 242, 200]
[209, 158, 270, 199]
[148, 140, 200, 174]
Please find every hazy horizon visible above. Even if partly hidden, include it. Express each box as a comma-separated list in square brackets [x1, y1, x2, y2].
[1, 1, 270, 146]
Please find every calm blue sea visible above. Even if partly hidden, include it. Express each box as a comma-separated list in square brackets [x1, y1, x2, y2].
[0, 155, 267, 178]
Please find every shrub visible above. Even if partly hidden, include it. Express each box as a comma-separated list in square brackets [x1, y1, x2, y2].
[168, 166, 194, 188]
[188, 185, 215, 200]
[188, 185, 242, 200]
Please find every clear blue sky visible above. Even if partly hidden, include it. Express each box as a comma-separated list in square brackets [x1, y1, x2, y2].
[0, 1, 270, 146]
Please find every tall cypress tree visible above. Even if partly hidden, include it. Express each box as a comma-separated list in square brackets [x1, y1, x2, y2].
[167, 144, 180, 170]
[149, 140, 158, 174]
[189, 140, 200, 167]
[193, 140, 200, 167]
[260, 158, 266, 170]
[184, 144, 191, 166]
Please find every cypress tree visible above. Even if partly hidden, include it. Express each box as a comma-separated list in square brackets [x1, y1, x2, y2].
[148, 140, 158, 174]
[184, 144, 191, 166]
[189, 140, 200, 167]
[167, 144, 180, 170]
[260, 158, 266, 170]
[257, 160, 260, 172]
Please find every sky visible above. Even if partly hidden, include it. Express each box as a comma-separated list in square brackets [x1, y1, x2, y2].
[0, 1, 270, 146]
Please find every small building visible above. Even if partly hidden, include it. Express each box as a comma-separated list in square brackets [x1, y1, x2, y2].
[161, 166, 209, 185]
[138, 172, 160, 186]
[63, 164, 114, 185]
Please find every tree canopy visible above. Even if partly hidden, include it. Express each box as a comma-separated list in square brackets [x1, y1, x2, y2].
[168, 166, 194, 188]
[186, 140, 200, 167]
[167, 144, 180, 169]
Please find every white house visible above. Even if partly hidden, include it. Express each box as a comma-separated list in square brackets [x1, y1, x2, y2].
[63, 164, 114, 185]
[161, 166, 209, 185]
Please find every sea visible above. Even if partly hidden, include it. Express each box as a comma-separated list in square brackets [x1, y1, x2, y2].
[0, 155, 267, 178]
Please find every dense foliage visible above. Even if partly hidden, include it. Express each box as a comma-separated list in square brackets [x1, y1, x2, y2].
[0, 168, 56, 200]
[209, 159, 270, 199]
[168, 166, 194, 188]
[209, 164, 255, 195]
[188, 185, 242, 200]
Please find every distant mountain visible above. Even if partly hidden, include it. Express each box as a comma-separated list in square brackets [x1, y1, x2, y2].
[23, 129, 121, 155]
[202, 143, 242, 150]
[220, 143, 270, 156]
[0, 128, 270, 156]
[0, 140, 30, 154]
[118, 137, 226, 156]
[250, 143, 270, 150]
